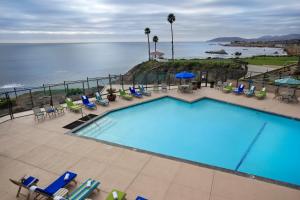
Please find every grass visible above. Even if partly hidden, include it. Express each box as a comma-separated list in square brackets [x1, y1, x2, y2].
[241, 56, 299, 66]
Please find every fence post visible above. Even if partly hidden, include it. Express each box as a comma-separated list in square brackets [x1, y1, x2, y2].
[29, 89, 34, 108]
[14, 88, 18, 100]
[96, 79, 100, 93]
[66, 84, 69, 96]
[199, 71, 202, 89]
[121, 74, 124, 90]
[5, 93, 14, 120]
[87, 77, 90, 89]
[109, 74, 112, 90]
[43, 84, 46, 95]
[168, 73, 171, 90]
[49, 86, 53, 106]
[132, 74, 135, 88]
[82, 81, 85, 94]
[145, 74, 148, 89]
[205, 71, 208, 87]
[64, 81, 67, 94]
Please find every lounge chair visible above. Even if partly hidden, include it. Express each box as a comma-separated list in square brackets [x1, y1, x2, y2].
[95, 92, 109, 106]
[81, 95, 97, 109]
[33, 107, 45, 121]
[65, 98, 82, 112]
[222, 83, 233, 93]
[138, 85, 151, 96]
[31, 171, 77, 200]
[119, 89, 133, 100]
[65, 178, 100, 200]
[233, 84, 245, 95]
[44, 104, 56, 117]
[244, 85, 256, 97]
[106, 189, 126, 200]
[9, 175, 39, 197]
[129, 87, 143, 98]
[255, 87, 267, 99]
[136, 196, 148, 200]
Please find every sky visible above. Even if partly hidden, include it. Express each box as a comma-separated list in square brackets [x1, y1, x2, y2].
[0, 0, 299, 43]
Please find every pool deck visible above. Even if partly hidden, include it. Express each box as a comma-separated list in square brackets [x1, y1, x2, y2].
[0, 88, 300, 200]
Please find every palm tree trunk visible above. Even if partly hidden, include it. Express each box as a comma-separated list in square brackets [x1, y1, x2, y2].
[147, 35, 150, 61]
[171, 23, 174, 61]
[154, 42, 157, 59]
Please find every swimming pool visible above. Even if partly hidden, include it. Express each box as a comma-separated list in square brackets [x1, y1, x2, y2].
[74, 97, 300, 187]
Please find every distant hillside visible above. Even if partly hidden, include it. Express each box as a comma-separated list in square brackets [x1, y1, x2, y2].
[208, 37, 247, 42]
[208, 34, 300, 42]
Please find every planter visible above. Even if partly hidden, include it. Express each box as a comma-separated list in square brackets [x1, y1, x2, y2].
[107, 94, 116, 101]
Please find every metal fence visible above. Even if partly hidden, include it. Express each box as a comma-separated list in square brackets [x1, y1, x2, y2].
[1, 67, 298, 123]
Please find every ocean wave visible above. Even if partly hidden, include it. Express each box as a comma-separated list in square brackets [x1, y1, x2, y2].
[0, 83, 24, 89]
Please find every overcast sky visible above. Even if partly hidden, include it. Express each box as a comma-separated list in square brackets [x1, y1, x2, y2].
[0, 0, 299, 42]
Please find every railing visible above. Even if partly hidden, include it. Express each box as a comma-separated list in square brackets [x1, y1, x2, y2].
[1, 66, 298, 123]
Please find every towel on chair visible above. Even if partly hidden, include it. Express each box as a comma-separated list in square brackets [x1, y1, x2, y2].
[86, 180, 92, 188]
[113, 191, 118, 200]
[64, 173, 70, 181]
[29, 185, 37, 192]
[54, 196, 67, 200]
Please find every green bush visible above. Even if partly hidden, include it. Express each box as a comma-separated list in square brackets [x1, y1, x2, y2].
[67, 88, 83, 96]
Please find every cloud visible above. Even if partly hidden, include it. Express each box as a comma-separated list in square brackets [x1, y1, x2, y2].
[0, 0, 299, 42]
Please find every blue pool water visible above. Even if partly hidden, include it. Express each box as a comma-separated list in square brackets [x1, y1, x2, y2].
[75, 97, 300, 186]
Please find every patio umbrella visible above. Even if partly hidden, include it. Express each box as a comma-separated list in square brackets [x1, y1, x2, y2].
[175, 71, 195, 79]
[275, 77, 300, 86]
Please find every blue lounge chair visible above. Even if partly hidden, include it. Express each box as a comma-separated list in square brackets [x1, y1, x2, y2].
[33, 171, 77, 199]
[81, 95, 97, 109]
[10, 175, 39, 197]
[95, 92, 109, 106]
[129, 87, 142, 98]
[136, 196, 148, 200]
[244, 85, 256, 97]
[66, 178, 100, 200]
[233, 84, 245, 95]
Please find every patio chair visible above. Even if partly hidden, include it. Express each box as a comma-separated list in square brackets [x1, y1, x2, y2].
[255, 87, 267, 99]
[138, 85, 151, 96]
[65, 98, 82, 113]
[233, 84, 245, 95]
[31, 171, 77, 200]
[244, 85, 256, 97]
[53, 101, 65, 115]
[65, 178, 100, 200]
[119, 89, 133, 100]
[95, 92, 109, 106]
[215, 81, 223, 90]
[33, 107, 45, 121]
[81, 95, 97, 110]
[9, 175, 39, 198]
[44, 104, 56, 118]
[106, 189, 126, 200]
[222, 82, 233, 93]
[161, 83, 168, 92]
[129, 87, 143, 98]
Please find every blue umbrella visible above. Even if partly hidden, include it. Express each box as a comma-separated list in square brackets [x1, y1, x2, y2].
[175, 71, 195, 79]
[275, 77, 300, 86]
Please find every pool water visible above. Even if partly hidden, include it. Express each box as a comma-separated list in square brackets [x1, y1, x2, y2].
[75, 97, 300, 186]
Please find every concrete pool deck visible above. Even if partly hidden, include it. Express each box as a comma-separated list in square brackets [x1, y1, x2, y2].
[0, 88, 300, 200]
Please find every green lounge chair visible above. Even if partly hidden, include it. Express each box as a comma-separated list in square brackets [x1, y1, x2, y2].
[65, 98, 82, 112]
[106, 189, 126, 200]
[66, 178, 100, 200]
[223, 83, 233, 93]
[119, 89, 133, 100]
[255, 87, 267, 99]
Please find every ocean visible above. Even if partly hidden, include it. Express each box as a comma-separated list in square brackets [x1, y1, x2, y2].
[0, 42, 285, 90]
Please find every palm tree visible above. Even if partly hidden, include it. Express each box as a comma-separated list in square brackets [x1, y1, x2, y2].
[167, 13, 176, 60]
[153, 35, 159, 59]
[144, 27, 151, 61]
